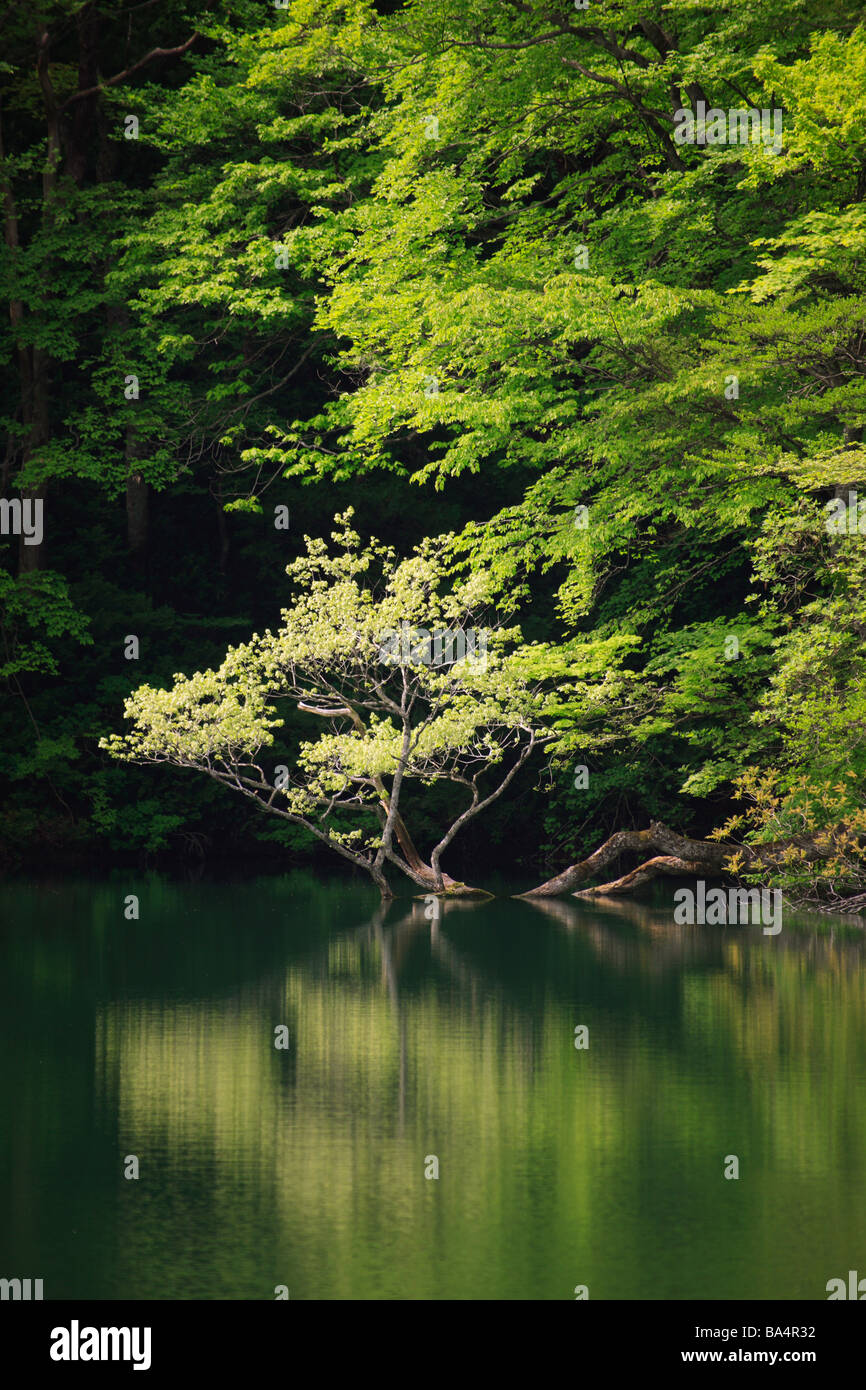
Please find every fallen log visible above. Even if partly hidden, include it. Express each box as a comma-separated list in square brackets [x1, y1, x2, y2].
[519, 821, 827, 899]
[574, 855, 709, 897]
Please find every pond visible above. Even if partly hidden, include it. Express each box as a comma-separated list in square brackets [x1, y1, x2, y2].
[1, 873, 864, 1300]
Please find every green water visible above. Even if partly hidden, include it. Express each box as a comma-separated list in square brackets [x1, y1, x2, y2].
[1, 873, 865, 1300]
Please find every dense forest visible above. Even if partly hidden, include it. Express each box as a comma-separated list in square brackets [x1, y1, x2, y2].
[2, 0, 865, 908]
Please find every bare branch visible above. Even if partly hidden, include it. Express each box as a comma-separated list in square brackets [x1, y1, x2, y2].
[60, 32, 199, 111]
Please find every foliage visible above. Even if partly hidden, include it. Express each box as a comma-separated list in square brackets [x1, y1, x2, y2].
[101, 513, 585, 887]
[3, 1, 866, 903]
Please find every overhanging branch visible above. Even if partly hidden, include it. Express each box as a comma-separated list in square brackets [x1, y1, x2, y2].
[60, 32, 199, 110]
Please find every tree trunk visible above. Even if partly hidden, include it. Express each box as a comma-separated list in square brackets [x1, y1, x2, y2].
[574, 855, 718, 897]
[296, 699, 464, 889]
[371, 867, 393, 899]
[521, 821, 827, 899]
[126, 457, 150, 560]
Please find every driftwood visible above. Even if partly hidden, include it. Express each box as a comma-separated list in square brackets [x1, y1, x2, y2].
[574, 855, 711, 897]
[520, 821, 827, 899]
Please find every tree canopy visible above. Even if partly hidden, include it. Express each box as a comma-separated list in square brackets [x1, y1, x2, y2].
[3, 1, 866, 905]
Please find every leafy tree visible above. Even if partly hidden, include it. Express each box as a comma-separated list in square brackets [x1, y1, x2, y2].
[238, 1, 866, 901]
[5, 0, 866, 907]
[101, 512, 620, 894]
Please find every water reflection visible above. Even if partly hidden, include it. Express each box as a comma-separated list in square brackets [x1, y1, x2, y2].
[1, 875, 865, 1299]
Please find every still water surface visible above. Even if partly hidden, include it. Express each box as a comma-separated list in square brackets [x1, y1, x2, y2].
[1, 873, 865, 1300]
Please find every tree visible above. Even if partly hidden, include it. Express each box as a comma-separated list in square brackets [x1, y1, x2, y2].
[7, 1, 866, 905]
[100, 511, 580, 895]
[247, 1, 866, 903]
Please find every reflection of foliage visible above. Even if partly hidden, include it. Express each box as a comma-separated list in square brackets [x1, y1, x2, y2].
[89, 897, 866, 1299]
[4, 872, 866, 1296]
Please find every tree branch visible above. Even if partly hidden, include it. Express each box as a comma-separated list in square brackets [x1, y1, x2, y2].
[59, 32, 199, 111]
[520, 820, 829, 898]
